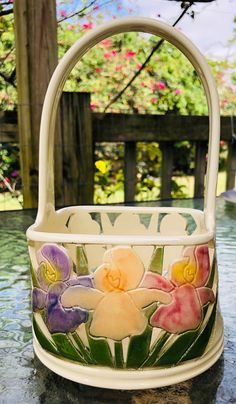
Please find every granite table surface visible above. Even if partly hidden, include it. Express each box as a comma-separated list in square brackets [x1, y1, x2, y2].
[0, 198, 235, 403]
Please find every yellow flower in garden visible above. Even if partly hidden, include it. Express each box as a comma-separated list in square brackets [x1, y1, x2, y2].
[61, 246, 171, 341]
[95, 160, 109, 174]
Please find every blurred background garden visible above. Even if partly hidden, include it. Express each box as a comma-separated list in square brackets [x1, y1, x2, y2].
[0, 0, 235, 210]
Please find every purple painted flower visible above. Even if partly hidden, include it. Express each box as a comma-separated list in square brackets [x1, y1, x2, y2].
[33, 244, 92, 333]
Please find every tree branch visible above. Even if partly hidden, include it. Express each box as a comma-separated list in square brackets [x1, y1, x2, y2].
[0, 7, 13, 17]
[0, 68, 16, 88]
[58, 0, 97, 23]
[103, 1, 194, 112]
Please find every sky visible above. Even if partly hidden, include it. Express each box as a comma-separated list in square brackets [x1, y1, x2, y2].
[124, 0, 236, 60]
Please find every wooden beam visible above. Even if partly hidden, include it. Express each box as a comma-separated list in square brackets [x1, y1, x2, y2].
[226, 140, 236, 190]
[2, 112, 236, 143]
[194, 141, 207, 198]
[160, 142, 173, 199]
[13, 0, 58, 208]
[60, 92, 94, 206]
[124, 142, 136, 202]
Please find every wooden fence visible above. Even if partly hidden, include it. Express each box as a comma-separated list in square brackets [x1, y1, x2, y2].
[0, 92, 236, 207]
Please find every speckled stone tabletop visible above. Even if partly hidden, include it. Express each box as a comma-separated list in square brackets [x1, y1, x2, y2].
[0, 198, 235, 403]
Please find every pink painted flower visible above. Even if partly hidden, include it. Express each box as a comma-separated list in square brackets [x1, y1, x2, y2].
[95, 68, 102, 74]
[83, 22, 93, 30]
[141, 245, 215, 334]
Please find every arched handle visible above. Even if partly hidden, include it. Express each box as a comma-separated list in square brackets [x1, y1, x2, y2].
[37, 17, 220, 233]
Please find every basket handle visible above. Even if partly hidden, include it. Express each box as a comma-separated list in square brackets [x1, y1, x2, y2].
[37, 17, 220, 233]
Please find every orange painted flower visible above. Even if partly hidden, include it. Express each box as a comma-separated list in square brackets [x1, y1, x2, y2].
[61, 246, 171, 341]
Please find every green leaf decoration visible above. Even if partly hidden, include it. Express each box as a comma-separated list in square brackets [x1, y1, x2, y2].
[126, 326, 153, 369]
[180, 303, 217, 362]
[52, 333, 86, 363]
[206, 256, 216, 288]
[87, 335, 114, 367]
[30, 264, 39, 288]
[148, 247, 163, 274]
[154, 330, 199, 366]
[141, 331, 170, 368]
[33, 315, 59, 356]
[70, 331, 93, 364]
[76, 246, 89, 275]
[114, 341, 124, 368]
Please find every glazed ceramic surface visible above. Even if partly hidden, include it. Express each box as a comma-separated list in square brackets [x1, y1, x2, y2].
[27, 17, 223, 388]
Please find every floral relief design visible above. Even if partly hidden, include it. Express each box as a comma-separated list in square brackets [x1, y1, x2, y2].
[32, 244, 92, 333]
[31, 242, 216, 367]
[141, 245, 215, 334]
[61, 246, 171, 341]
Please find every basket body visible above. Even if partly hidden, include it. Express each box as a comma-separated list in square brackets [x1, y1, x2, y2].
[27, 17, 223, 388]
[27, 205, 223, 388]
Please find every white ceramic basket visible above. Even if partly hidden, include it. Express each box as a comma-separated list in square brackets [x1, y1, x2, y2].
[27, 17, 224, 390]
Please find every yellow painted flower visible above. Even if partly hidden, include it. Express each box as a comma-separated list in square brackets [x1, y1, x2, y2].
[61, 246, 171, 341]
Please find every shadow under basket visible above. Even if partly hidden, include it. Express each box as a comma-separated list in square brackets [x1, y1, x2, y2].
[27, 18, 224, 389]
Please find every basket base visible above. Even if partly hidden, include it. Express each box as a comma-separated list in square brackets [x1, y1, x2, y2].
[33, 314, 224, 390]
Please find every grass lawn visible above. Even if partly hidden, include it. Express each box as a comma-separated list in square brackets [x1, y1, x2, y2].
[0, 171, 230, 211]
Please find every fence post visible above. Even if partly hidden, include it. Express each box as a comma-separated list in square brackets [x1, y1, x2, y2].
[160, 142, 173, 199]
[226, 140, 236, 190]
[124, 141, 136, 202]
[60, 92, 94, 206]
[14, 0, 59, 208]
[194, 141, 207, 198]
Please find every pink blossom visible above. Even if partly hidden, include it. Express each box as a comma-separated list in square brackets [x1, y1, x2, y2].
[141, 81, 145, 87]
[220, 140, 225, 145]
[116, 65, 123, 71]
[222, 99, 228, 105]
[11, 170, 19, 177]
[90, 102, 98, 110]
[151, 97, 158, 104]
[104, 52, 112, 59]
[125, 50, 136, 59]
[174, 88, 181, 95]
[111, 50, 117, 56]
[83, 22, 93, 30]
[95, 68, 102, 74]
[152, 81, 166, 91]
[136, 63, 142, 70]
[102, 39, 113, 47]
[59, 9, 67, 18]
[93, 4, 99, 10]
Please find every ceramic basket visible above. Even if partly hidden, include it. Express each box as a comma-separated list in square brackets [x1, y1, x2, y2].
[27, 17, 224, 389]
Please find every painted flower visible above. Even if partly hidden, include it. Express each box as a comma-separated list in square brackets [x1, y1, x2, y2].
[141, 245, 215, 334]
[33, 244, 92, 333]
[61, 246, 171, 341]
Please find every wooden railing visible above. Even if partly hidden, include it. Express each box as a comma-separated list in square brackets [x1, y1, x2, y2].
[0, 92, 236, 207]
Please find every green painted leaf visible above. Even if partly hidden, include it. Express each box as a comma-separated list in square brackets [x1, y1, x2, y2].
[71, 332, 93, 364]
[141, 331, 170, 368]
[87, 335, 114, 367]
[154, 330, 198, 366]
[180, 303, 217, 362]
[76, 246, 89, 275]
[52, 333, 86, 363]
[206, 257, 216, 288]
[114, 341, 124, 368]
[33, 315, 58, 356]
[126, 326, 153, 369]
[30, 263, 39, 288]
[148, 247, 164, 274]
